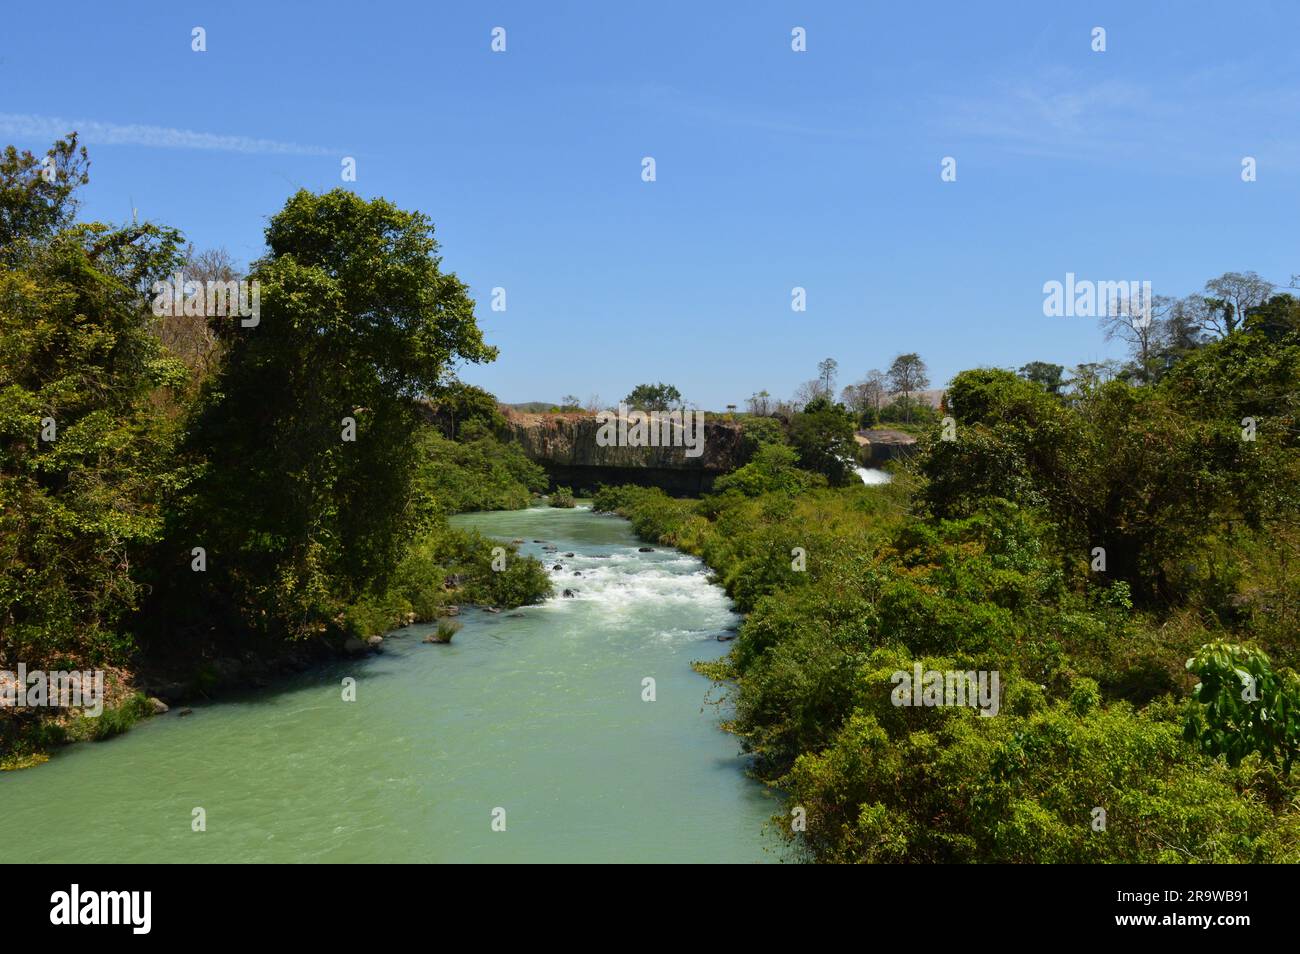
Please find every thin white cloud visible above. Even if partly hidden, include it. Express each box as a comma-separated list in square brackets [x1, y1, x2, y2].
[937, 71, 1165, 160]
[0, 112, 337, 156]
[936, 67, 1300, 169]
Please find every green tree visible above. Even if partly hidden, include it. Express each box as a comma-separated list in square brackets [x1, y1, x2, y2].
[1243, 293, 1300, 342]
[789, 396, 857, 485]
[623, 382, 682, 411]
[712, 442, 809, 497]
[1016, 361, 1064, 394]
[817, 357, 838, 395]
[1, 136, 186, 668]
[0, 136, 89, 259]
[886, 353, 929, 423]
[161, 189, 496, 641]
[426, 381, 505, 440]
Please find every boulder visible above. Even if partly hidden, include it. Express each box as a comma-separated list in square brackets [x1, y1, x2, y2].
[143, 680, 189, 705]
[148, 696, 169, 715]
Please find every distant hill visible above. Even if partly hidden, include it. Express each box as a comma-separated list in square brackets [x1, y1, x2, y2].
[915, 388, 947, 409]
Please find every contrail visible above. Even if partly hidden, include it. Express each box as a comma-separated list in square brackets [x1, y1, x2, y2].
[0, 112, 338, 156]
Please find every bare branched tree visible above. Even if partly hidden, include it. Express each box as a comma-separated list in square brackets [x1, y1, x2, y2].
[746, 389, 772, 416]
[1100, 292, 1169, 385]
[157, 245, 240, 381]
[1201, 271, 1274, 337]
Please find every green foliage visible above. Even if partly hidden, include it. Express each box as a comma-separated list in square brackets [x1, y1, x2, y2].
[0, 135, 89, 257]
[711, 443, 809, 498]
[425, 382, 507, 441]
[410, 426, 546, 516]
[1185, 642, 1300, 773]
[623, 382, 682, 411]
[549, 486, 576, 508]
[1018, 360, 1066, 393]
[1, 140, 186, 670]
[431, 619, 461, 643]
[1243, 293, 1300, 342]
[922, 365, 1283, 605]
[344, 524, 552, 637]
[594, 325, 1300, 861]
[879, 395, 937, 425]
[70, 693, 156, 743]
[788, 396, 858, 485]
[782, 673, 1289, 863]
[885, 353, 929, 422]
[2, 143, 552, 763]
[160, 189, 497, 641]
[737, 415, 786, 458]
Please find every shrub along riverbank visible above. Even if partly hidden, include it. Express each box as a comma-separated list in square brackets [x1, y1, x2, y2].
[594, 327, 1300, 862]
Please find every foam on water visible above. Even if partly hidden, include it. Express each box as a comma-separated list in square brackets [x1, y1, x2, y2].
[505, 510, 741, 644]
[854, 466, 892, 485]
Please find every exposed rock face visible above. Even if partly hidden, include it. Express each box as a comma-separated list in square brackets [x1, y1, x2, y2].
[504, 412, 746, 494]
[855, 428, 919, 467]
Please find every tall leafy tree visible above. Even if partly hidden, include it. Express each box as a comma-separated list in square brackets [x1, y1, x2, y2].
[789, 395, 857, 485]
[886, 353, 929, 423]
[817, 357, 838, 395]
[161, 189, 496, 641]
[1017, 361, 1065, 394]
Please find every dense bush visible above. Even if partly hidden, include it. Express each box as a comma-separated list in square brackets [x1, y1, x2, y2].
[597, 329, 1300, 861]
[1, 137, 187, 670]
[411, 426, 546, 515]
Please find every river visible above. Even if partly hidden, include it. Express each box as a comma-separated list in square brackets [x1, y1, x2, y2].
[0, 505, 780, 863]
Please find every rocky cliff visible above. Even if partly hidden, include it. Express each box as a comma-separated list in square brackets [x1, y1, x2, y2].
[504, 412, 746, 495]
[855, 428, 919, 466]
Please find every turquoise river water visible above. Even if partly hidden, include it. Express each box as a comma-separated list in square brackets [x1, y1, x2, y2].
[0, 505, 781, 862]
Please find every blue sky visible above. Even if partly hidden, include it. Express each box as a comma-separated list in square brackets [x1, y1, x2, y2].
[5, 1, 1299, 408]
